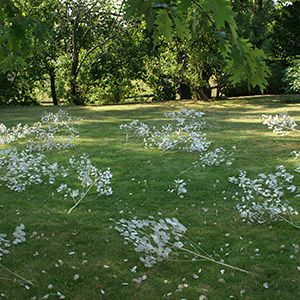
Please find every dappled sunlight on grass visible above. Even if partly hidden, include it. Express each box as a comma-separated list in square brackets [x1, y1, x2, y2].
[1, 98, 300, 299]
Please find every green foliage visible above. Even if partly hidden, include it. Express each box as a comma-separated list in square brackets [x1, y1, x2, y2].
[182, 12, 224, 99]
[221, 82, 257, 98]
[143, 46, 178, 101]
[125, 0, 237, 40]
[283, 58, 300, 93]
[202, 0, 236, 30]
[270, 1, 300, 59]
[0, 71, 39, 106]
[232, 0, 275, 49]
[1, 0, 148, 105]
[223, 38, 270, 93]
[0, 0, 48, 71]
[266, 59, 289, 94]
[154, 9, 174, 40]
[223, 60, 289, 97]
[0, 72, 15, 106]
[231, 1, 300, 96]
[1, 0, 295, 105]
[124, 0, 271, 95]
[87, 25, 151, 104]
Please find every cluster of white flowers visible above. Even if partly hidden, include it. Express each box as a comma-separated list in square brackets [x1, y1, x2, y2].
[0, 123, 33, 145]
[260, 110, 300, 226]
[262, 110, 298, 136]
[120, 109, 211, 153]
[292, 150, 300, 160]
[197, 147, 235, 168]
[182, 132, 211, 153]
[0, 110, 82, 192]
[164, 108, 207, 132]
[178, 147, 236, 177]
[145, 126, 181, 152]
[120, 120, 150, 138]
[0, 109, 82, 151]
[0, 224, 26, 260]
[291, 151, 300, 173]
[114, 216, 250, 273]
[114, 217, 187, 267]
[229, 165, 299, 224]
[40, 109, 83, 125]
[27, 110, 82, 152]
[164, 108, 205, 119]
[168, 179, 187, 196]
[1, 110, 113, 213]
[0, 148, 62, 192]
[57, 154, 113, 213]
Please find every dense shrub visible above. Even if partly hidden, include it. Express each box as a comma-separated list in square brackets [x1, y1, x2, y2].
[0, 72, 15, 106]
[283, 58, 300, 94]
[265, 60, 289, 94]
[150, 75, 177, 102]
[0, 72, 39, 106]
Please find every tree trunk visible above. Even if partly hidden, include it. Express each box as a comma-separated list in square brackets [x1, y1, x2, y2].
[174, 38, 193, 100]
[70, 12, 84, 105]
[50, 73, 58, 105]
[194, 63, 213, 101]
[194, 86, 211, 101]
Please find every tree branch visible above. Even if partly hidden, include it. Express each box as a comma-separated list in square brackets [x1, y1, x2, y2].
[76, 23, 139, 76]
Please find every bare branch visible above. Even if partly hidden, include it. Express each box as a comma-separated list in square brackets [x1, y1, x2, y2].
[76, 23, 139, 76]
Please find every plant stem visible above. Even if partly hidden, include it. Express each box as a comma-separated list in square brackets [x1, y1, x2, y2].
[279, 216, 300, 229]
[178, 165, 197, 176]
[0, 263, 37, 286]
[68, 181, 95, 214]
[168, 243, 252, 274]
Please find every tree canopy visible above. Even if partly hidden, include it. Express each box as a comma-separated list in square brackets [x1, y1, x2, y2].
[0, 0, 48, 70]
[0, 0, 299, 105]
[123, 0, 271, 93]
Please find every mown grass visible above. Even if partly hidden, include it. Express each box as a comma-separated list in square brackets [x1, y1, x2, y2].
[1, 96, 300, 299]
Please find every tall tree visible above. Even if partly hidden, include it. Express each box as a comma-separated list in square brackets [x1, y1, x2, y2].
[1, 0, 140, 105]
[22, 0, 64, 105]
[88, 24, 151, 104]
[123, 0, 271, 94]
[58, 0, 135, 105]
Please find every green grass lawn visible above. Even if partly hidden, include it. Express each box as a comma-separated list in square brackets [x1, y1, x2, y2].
[1, 96, 300, 299]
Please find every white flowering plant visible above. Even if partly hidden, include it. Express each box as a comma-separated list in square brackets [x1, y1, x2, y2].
[0, 123, 32, 145]
[3, 103, 300, 298]
[0, 224, 26, 260]
[114, 216, 249, 273]
[0, 148, 63, 192]
[0, 224, 34, 286]
[0, 110, 82, 193]
[178, 146, 236, 177]
[229, 165, 300, 228]
[0, 109, 82, 151]
[0, 110, 112, 213]
[167, 179, 187, 197]
[197, 147, 235, 168]
[262, 110, 298, 136]
[292, 150, 300, 160]
[28, 110, 82, 152]
[57, 154, 113, 213]
[120, 109, 214, 154]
